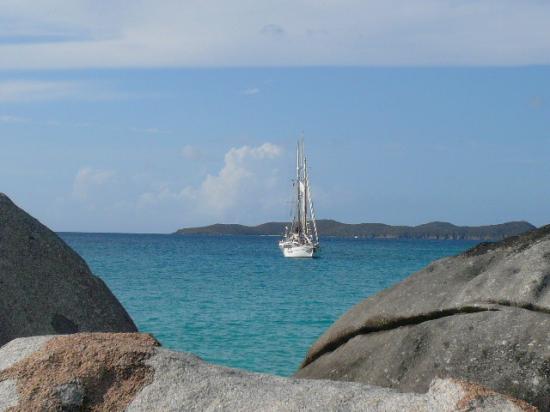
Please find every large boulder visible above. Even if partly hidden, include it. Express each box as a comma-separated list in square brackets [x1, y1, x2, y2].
[0, 193, 136, 346]
[296, 225, 550, 411]
[0, 333, 536, 411]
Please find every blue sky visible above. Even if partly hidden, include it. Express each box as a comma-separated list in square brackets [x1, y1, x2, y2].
[1, 1, 550, 233]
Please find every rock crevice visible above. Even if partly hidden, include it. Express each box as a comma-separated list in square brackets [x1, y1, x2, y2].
[304, 298, 550, 369]
[302, 306, 499, 368]
[296, 226, 550, 411]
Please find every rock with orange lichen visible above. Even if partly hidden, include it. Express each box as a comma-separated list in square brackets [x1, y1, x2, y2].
[0, 333, 158, 411]
[0, 333, 537, 411]
[0, 193, 137, 347]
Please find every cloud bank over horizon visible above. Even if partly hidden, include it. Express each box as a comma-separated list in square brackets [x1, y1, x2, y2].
[62, 143, 287, 232]
[1, 0, 550, 69]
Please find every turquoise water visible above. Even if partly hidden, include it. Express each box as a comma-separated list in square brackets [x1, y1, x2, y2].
[59, 233, 477, 376]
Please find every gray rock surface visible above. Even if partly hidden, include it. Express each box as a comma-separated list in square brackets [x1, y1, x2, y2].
[0, 380, 18, 411]
[53, 380, 84, 410]
[0, 334, 535, 412]
[128, 348, 533, 412]
[296, 225, 550, 410]
[0, 193, 136, 346]
[0, 335, 52, 371]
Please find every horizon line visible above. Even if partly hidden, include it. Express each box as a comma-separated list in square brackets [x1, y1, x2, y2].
[53, 219, 537, 236]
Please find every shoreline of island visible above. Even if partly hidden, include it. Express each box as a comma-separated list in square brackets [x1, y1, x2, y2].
[174, 219, 535, 241]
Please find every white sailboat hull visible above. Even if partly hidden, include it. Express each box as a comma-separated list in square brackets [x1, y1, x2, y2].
[279, 242, 318, 258]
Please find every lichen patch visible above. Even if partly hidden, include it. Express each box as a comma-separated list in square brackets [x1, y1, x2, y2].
[455, 379, 537, 411]
[0, 333, 159, 411]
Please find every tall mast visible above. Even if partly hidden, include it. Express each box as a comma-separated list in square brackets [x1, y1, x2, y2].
[302, 140, 308, 236]
[305, 159, 318, 244]
[291, 136, 314, 240]
[295, 140, 301, 232]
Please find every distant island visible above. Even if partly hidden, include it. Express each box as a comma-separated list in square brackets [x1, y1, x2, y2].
[174, 220, 536, 241]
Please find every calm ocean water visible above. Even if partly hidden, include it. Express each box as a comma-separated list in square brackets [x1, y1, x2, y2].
[59, 233, 477, 376]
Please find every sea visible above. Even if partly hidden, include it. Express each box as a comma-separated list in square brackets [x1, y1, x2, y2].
[59, 233, 477, 377]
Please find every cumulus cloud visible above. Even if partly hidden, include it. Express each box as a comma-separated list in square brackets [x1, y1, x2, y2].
[72, 167, 116, 201]
[181, 145, 203, 160]
[1, 1, 550, 68]
[241, 87, 260, 96]
[186, 143, 282, 214]
[138, 142, 284, 223]
[59, 143, 291, 230]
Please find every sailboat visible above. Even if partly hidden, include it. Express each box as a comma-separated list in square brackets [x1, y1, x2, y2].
[279, 138, 319, 258]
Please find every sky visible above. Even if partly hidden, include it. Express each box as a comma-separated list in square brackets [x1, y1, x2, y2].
[1, 1, 549, 233]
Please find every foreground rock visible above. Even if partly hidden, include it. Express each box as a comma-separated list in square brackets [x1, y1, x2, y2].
[0, 193, 136, 346]
[296, 225, 550, 410]
[0, 333, 536, 411]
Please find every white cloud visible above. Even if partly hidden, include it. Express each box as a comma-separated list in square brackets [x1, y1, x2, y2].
[186, 143, 282, 214]
[138, 143, 284, 222]
[0, 80, 120, 102]
[72, 167, 116, 201]
[0, 80, 78, 102]
[1, 1, 550, 68]
[0, 114, 27, 123]
[60, 143, 289, 230]
[241, 87, 260, 96]
[181, 145, 203, 160]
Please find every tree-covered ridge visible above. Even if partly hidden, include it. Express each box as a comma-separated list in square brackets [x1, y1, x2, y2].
[175, 220, 535, 240]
